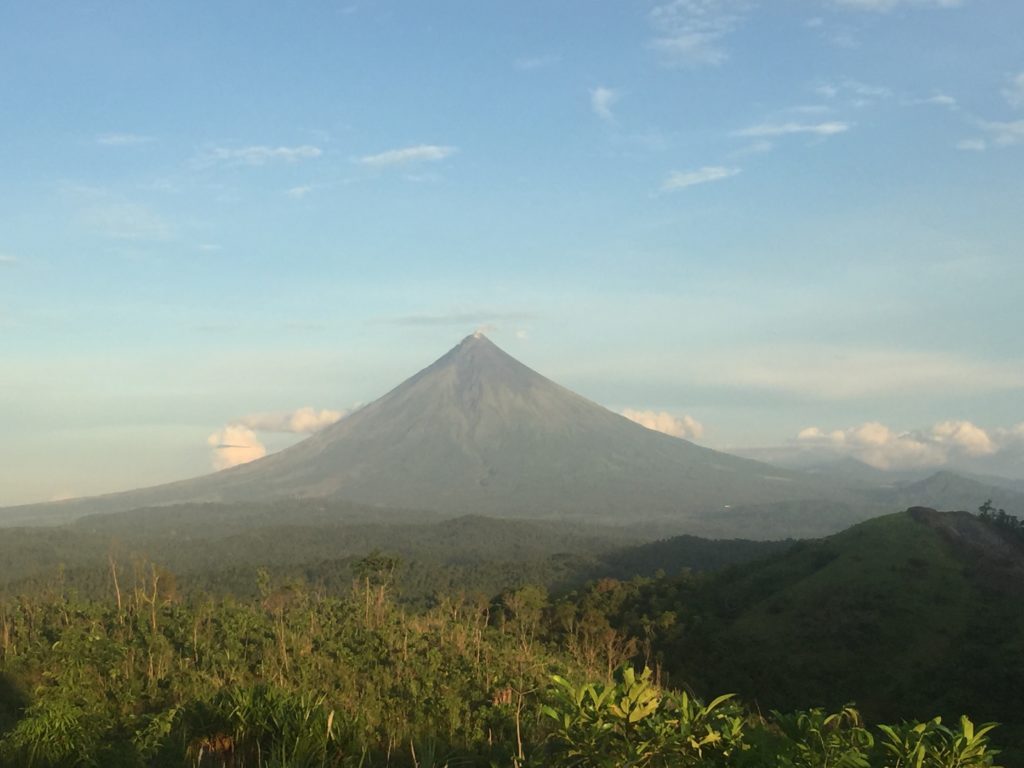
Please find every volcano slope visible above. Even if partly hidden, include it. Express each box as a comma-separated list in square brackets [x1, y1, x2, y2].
[3, 334, 845, 532]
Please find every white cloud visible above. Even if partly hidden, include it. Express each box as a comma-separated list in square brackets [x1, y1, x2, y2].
[358, 144, 457, 167]
[590, 86, 620, 122]
[728, 140, 774, 159]
[96, 132, 155, 146]
[734, 121, 850, 137]
[514, 54, 560, 71]
[286, 185, 313, 199]
[648, 0, 745, 67]
[994, 423, 1024, 450]
[787, 104, 834, 115]
[623, 409, 704, 440]
[681, 345, 1024, 400]
[1004, 72, 1024, 109]
[795, 419, 999, 471]
[930, 420, 996, 456]
[813, 80, 890, 106]
[208, 145, 322, 166]
[79, 202, 171, 240]
[649, 32, 728, 66]
[661, 165, 740, 191]
[207, 425, 266, 470]
[239, 407, 346, 434]
[982, 119, 1024, 147]
[0, 254, 17, 265]
[908, 92, 957, 109]
[385, 310, 534, 328]
[797, 422, 945, 469]
[830, 0, 965, 10]
[845, 80, 892, 99]
[956, 138, 987, 152]
[207, 407, 344, 470]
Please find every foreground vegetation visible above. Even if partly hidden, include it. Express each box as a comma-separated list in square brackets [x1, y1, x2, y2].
[1, 505, 1020, 766]
[0, 561, 1011, 767]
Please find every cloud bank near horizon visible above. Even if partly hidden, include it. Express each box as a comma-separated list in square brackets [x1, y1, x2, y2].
[208, 407, 347, 469]
[622, 409, 705, 440]
[795, 419, 1024, 470]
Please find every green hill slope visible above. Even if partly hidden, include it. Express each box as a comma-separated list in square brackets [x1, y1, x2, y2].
[580, 507, 1024, 758]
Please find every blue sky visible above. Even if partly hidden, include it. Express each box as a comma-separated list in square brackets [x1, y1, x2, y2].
[1, 0, 1023, 504]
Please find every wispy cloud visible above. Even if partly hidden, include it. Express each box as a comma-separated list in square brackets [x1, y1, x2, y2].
[956, 138, 986, 152]
[205, 145, 323, 166]
[1003, 72, 1024, 109]
[846, 80, 892, 99]
[383, 310, 534, 327]
[285, 185, 314, 199]
[912, 92, 958, 108]
[803, 14, 858, 47]
[814, 80, 891, 106]
[733, 121, 850, 137]
[622, 409, 704, 440]
[358, 144, 457, 167]
[96, 132, 155, 146]
[0, 254, 18, 265]
[925, 93, 954, 108]
[239, 407, 346, 434]
[78, 202, 171, 240]
[648, 0, 746, 67]
[590, 86, 620, 122]
[683, 345, 1024, 400]
[661, 166, 740, 191]
[728, 140, 774, 158]
[981, 119, 1024, 147]
[830, 0, 966, 11]
[514, 53, 560, 71]
[786, 104, 834, 115]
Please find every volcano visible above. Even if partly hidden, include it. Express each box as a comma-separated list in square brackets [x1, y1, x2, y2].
[4, 334, 836, 526]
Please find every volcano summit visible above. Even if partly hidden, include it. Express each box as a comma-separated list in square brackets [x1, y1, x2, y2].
[6, 334, 841, 528]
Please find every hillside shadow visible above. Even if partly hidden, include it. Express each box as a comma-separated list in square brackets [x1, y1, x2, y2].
[0, 672, 28, 737]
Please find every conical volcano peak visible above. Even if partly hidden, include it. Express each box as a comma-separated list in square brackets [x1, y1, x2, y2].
[454, 330, 498, 353]
[5, 332, 833, 533]
[420, 331, 545, 401]
[434, 332, 523, 375]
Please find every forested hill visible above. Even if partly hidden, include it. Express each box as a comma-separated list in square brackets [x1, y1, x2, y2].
[567, 507, 1024, 762]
